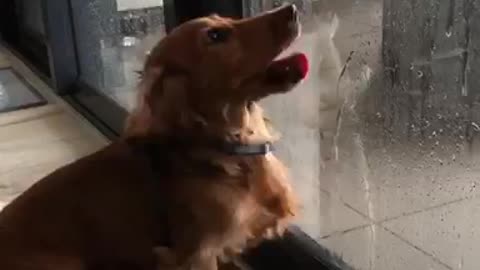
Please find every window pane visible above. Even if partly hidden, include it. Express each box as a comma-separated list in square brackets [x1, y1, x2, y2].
[70, 0, 165, 110]
[252, 0, 480, 269]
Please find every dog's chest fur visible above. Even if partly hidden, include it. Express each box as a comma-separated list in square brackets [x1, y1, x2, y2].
[147, 146, 293, 263]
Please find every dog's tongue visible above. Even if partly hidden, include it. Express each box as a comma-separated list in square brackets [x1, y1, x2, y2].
[270, 53, 309, 82]
[292, 53, 309, 79]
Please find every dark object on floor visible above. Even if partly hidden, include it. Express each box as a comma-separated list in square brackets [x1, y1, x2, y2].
[0, 68, 46, 113]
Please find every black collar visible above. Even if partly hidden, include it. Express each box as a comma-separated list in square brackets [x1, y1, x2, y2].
[126, 138, 275, 183]
[128, 135, 275, 156]
[210, 141, 274, 156]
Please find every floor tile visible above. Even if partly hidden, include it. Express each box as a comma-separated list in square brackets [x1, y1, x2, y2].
[0, 69, 46, 112]
[320, 225, 451, 270]
[0, 137, 102, 175]
[384, 196, 480, 270]
[0, 104, 62, 127]
[0, 113, 94, 147]
[316, 190, 369, 238]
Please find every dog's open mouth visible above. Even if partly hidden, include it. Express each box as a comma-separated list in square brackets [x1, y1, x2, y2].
[266, 53, 309, 84]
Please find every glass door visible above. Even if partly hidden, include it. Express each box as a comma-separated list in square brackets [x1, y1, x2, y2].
[245, 1, 480, 270]
[57, 0, 168, 136]
[63, 0, 244, 137]
[0, 0, 50, 77]
[70, 0, 166, 111]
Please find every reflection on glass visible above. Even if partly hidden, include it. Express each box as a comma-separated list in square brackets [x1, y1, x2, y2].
[252, 0, 480, 269]
[71, 0, 165, 110]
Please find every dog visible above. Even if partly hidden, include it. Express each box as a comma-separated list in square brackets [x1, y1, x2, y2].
[0, 4, 308, 270]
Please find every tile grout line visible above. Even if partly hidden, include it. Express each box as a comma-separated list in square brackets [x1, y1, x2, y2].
[319, 223, 372, 240]
[318, 186, 479, 268]
[378, 195, 475, 225]
[382, 227, 454, 270]
[321, 222, 454, 269]
[372, 196, 479, 269]
[321, 186, 478, 226]
[319, 187, 373, 221]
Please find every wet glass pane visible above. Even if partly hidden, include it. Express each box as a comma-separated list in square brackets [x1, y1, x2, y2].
[250, 0, 480, 269]
[70, 0, 166, 110]
[69, 0, 480, 268]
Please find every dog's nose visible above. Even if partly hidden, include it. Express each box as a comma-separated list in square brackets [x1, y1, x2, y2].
[281, 4, 298, 22]
[268, 3, 298, 22]
[290, 4, 298, 20]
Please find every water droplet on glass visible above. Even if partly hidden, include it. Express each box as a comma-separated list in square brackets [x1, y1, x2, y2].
[471, 122, 480, 132]
[461, 85, 468, 96]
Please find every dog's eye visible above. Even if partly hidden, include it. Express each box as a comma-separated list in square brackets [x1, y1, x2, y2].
[206, 28, 231, 43]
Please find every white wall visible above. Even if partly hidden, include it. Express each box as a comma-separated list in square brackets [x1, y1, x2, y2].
[116, 0, 163, 11]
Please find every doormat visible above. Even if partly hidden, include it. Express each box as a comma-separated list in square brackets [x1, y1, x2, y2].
[0, 68, 47, 113]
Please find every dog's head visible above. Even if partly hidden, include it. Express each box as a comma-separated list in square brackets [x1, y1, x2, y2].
[126, 4, 308, 141]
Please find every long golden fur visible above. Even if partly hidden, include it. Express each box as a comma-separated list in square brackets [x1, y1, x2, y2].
[0, 4, 306, 270]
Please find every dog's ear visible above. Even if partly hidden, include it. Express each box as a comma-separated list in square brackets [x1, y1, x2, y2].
[124, 65, 200, 138]
[124, 66, 166, 137]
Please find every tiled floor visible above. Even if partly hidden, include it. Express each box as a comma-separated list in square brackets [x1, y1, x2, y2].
[0, 49, 107, 210]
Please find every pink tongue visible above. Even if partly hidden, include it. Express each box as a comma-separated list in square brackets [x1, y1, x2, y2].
[293, 53, 309, 79]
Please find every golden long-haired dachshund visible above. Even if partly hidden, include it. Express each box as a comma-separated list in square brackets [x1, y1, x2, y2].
[0, 4, 308, 270]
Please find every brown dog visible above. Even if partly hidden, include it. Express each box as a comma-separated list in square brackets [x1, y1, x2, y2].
[0, 4, 308, 270]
